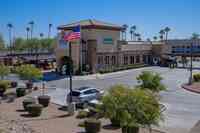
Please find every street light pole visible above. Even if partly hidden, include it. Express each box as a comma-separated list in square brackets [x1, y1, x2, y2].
[189, 43, 193, 85]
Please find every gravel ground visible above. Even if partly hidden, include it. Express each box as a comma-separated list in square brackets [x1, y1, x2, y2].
[0, 92, 164, 133]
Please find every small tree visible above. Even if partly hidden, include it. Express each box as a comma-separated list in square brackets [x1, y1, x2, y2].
[0, 64, 10, 79]
[16, 65, 42, 81]
[101, 85, 163, 133]
[136, 71, 166, 93]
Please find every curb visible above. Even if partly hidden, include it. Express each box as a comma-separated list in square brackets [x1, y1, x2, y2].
[182, 84, 200, 94]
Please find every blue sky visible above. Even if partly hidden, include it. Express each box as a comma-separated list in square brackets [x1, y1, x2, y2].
[0, 0, 199, 42]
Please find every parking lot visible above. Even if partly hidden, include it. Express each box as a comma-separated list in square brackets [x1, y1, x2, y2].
[38, 66, 200, 133]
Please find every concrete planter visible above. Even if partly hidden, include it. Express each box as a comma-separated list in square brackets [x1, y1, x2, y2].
[68, 102, 76, 116]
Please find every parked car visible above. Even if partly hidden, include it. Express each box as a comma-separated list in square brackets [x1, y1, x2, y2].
[67, 86, 104, 106]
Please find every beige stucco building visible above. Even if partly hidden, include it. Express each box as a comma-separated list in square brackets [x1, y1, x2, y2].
[55, 19, 158, 74]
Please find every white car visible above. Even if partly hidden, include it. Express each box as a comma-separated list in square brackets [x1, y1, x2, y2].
[67, 86, 104, 105]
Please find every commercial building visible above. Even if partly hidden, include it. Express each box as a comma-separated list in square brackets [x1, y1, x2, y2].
[55, 19, 200, 74]
[56, 19, 155, 74]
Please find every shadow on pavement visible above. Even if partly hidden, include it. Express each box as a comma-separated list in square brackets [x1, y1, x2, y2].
[43, 71, 68, 81]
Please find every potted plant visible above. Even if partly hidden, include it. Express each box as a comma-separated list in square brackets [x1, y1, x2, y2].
[11, 81, 18, 88]
[38, 95, 51, 107]
[37, 82, 51, 107]
[101, 85, 163, 133]
[16, 87, 26, 97]
[0, 80, 10, 96]
[23, 98, 36, 111]
[27, 103, 43, 117]
[84, 118, 101, 133]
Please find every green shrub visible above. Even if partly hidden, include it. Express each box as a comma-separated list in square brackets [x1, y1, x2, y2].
[23, 98, 36, 111]
[0, 80, 11, 96]
[76, 110, 89, 119]
[78, 121, 85, 127]
[38, 95, 51, 107]
[0, 64, 10, 80]
[27, 104, 43, 117]
[16, 88, 26, 97]
[15, 65, 43, 81]
[193, 73, 200, 82]
[101, 85, 162, 130]
[85, 118, 101, 133]
[137, 71, 166, 93]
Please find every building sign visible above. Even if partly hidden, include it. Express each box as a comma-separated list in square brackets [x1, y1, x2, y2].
[103, 38, 113, 44]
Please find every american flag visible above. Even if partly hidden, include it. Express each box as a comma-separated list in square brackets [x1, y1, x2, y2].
[63, 26, 81, 41]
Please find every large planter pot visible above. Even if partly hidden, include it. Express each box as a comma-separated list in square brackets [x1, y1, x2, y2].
[85, 119, 101, 133]
[110, 118, 120, 127]
[11, 81, 18, 88]
[122, 126, 139, 133]
[27, 104, 43, 117]
[23, 98, 36, 111]
[68, 102, 76, 116]
[16, 88, 26, 97]
[26, 82, 33, 90]
[0, 88, 6, 97]
[38, 95, 51, 107]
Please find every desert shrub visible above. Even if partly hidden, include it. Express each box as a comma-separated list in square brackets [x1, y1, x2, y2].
[0, 80, 10, 96]
[0, 64, 10, 80]
[101, 85, 163, 131]
[15, 65, 43, 81]
[76, 110, 89, 119]
[193, 73, 200, 82]
[84, 118, 101, 133]
[137, 71, 166, 93]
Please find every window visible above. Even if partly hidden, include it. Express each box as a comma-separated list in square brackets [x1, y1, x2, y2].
[143, 55, 146, 63]
[124, 56, 128, 65]
[136, 55, 140, 63]
[84, 89, 98, 95]
[105, 56, 110, 64]
[130, 56, 134, 64]
[98, 56, 103, 64]
[111, 56, 116, 65]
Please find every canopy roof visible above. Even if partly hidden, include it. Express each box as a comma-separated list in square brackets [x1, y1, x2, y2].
[58, 19, 123, 31]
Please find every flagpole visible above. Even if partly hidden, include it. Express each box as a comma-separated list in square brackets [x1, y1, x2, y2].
[69, 41, 73, 103]
[80, 25, 82, 74]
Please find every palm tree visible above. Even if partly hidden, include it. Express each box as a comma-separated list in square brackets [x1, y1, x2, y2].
[48, 24, 53, 38]
[7, 23, 13, 54]
[153, 36, 158, 41]
[147, 38, 151, 42]
[40, 33, 44, 38]
[191, 33, 200, 40]
[28, 21, 34, 39]
[130, 25, 136, 41]
[26, 27, 30, 40]
[122, 24, 128, 40]
[159, 29, 165, 41]
[164, 27, 171, 41]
